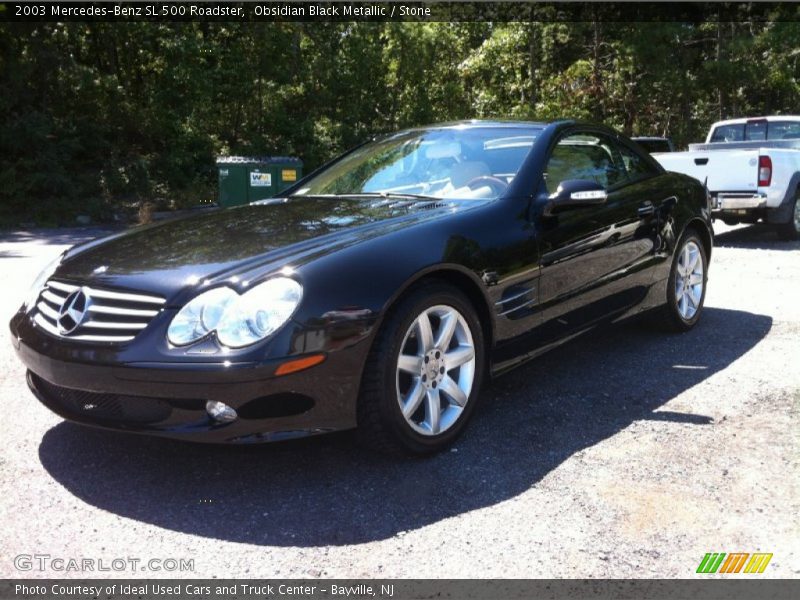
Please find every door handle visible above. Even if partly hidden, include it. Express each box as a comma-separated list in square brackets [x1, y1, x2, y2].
[638, 202, 655, 216]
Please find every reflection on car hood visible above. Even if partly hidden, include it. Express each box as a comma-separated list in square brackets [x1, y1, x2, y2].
[56, 196, 475, 299]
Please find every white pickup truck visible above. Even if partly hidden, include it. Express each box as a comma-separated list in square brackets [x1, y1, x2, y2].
[654, 115, 800, 240]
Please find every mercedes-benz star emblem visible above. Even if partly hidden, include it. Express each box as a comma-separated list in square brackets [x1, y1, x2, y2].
[57, 288, 92, 335]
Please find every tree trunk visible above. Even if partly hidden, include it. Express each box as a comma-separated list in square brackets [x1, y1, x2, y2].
[591, 18, 604, 122]
[716, 20, 725, 120]
[528, 22, 538, 111]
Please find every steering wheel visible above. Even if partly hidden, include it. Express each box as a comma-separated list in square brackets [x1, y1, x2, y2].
[464, 175, 509, 195]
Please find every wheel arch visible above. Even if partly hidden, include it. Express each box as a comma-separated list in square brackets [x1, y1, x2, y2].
[684, 217, 713, 262]
[379, 264, 496, 356]
[766, 172, 800, 224]
[354, 264, 494, 454]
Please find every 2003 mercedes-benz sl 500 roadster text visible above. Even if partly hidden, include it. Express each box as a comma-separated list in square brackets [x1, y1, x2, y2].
[10, 120, 713, 454]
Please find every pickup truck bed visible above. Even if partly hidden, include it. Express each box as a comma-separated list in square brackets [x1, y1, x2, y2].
[654, 137, 800, 239]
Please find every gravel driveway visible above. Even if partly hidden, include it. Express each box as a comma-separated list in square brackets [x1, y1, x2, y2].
[0, 223, 797, 578]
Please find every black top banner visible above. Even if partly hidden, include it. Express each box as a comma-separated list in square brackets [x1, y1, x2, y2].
[3, 1, 800, 23]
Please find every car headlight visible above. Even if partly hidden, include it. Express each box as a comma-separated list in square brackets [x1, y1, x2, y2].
[23, 254, 63, 311]
[216, 278, 303, 348]
[167, 287, 238, 346]
[167, 277, 302, 348]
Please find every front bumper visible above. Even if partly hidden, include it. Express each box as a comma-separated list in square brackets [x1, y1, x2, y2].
[11, 315, 362, 443]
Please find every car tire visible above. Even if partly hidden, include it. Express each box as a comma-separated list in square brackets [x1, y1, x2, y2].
[655, 228, 709, 332]
[775, 192, 800, 241]
[357, 281, 486, 456]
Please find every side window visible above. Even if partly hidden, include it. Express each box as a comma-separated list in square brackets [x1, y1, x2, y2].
[616, 143, 660, 183]
[544, 132, 625, 194]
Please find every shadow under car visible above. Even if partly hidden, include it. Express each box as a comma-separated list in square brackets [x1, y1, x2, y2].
[37, 307, 771, 546]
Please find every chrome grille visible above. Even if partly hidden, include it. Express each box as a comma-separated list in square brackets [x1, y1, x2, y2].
[33, 279, 165, 343]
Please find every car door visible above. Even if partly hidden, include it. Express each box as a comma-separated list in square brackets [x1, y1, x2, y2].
[534, 129, 661, 341]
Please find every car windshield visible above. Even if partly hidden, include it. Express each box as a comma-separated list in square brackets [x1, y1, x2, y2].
[291, 126, 542, 200]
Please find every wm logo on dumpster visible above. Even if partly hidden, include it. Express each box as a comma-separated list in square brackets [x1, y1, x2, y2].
[697, 552, 773, 574]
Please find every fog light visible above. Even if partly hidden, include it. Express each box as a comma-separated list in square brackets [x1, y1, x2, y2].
[206, 400, 237, 423]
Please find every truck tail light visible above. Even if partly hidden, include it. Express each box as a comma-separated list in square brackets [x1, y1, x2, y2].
[758, 155, 772, 187]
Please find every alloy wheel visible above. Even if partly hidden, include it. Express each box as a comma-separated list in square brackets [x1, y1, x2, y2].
[395, 305, 476, 436]
[675, 240, 704, 320]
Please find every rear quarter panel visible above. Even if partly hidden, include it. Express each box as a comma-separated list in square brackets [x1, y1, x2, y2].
[762, 150, 800, 207]
[651, 172, 712, 281]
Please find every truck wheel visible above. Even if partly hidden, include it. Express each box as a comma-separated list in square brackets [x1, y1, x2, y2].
[776, 193, 800, 241]
[654, 229, 708, 332]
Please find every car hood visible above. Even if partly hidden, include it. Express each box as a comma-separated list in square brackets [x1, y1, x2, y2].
[55, 196, 474, 300]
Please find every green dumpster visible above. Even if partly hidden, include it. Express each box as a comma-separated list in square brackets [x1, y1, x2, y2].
[216, 156, 303, 207]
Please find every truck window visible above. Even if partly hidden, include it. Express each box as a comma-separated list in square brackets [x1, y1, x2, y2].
[766, 121, 800, 140]
[745, 120, 767, 141]
[710, 124, 744, 142]
[710, 120, 800, 142]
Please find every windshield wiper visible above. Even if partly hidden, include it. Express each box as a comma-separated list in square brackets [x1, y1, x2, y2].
[287, 192, 443, 202]
[335, 192, 440, 201]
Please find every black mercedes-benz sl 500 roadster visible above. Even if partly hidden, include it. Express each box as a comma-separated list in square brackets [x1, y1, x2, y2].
[10, 120, 712, 454]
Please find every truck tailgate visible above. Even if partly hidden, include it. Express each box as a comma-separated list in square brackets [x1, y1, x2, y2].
[655, 150, 759, 192]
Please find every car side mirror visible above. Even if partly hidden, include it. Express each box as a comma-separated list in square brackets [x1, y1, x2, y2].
[544, 179, 608, 216]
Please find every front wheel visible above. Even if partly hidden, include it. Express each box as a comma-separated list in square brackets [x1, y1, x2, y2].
[357, 282, 485, 455]
[656, 229, 709, 332]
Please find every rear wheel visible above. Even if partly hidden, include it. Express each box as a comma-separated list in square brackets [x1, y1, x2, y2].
[357, 282, 485, 455]
[655, 229, 708, 332]
[776, 193, 800, 241]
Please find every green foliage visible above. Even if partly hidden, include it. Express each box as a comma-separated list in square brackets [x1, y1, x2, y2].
[1, 18, 799, 225]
